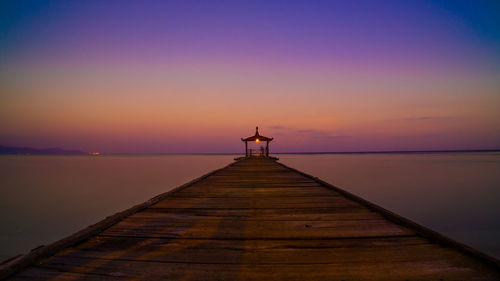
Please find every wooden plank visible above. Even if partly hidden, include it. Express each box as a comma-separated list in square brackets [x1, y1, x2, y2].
[11, 255, 500, 281]
[172, 187, 338, 197]
[3, 157, 500, 280]
[124, 207, 386, 221]
[100, 218, 412, 239]
[37, 236, 494, 274]
[150, 196, 361, 209]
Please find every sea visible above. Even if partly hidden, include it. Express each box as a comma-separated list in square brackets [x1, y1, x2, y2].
[1, 152, 499, 262]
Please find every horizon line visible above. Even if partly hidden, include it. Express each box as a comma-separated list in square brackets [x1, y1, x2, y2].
[103, 149, 500, 155]
[2, 145, 499, 155]
[47, 149, 500, 155]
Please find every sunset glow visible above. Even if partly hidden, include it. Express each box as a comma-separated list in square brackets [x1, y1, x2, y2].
[1, 1, 499, 153]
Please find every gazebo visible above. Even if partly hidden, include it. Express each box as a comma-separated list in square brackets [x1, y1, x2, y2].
[241, 127, 273, 157]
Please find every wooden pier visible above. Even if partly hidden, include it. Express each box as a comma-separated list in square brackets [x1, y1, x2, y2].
[2, 157, 499, 280]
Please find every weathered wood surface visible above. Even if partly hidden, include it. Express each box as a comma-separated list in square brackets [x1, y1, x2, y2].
[5, 157, 500, 280]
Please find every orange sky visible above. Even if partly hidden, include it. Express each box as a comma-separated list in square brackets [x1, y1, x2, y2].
[1, 61, 499, 153]
[1, 1, 499, 153]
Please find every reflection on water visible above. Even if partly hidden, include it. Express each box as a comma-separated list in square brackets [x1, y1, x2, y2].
[0, 155, 235, 261]
[0, 152, 499, 261]
[279, 152, 500, 259]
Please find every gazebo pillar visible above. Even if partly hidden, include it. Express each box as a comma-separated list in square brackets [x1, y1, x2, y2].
[266, 140, 269, 157]
[245, 141, 248, 157]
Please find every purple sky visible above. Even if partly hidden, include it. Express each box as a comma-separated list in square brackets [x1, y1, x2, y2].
[1, 0, 499, 153]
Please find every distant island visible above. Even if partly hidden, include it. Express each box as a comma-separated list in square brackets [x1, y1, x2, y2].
[0, 145, 86, 155]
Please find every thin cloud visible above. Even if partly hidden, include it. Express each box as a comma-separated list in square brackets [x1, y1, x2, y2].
[295, 129, 349, 140]
[404, 116, 455, 122]
[269, 125, 289, 130]
[297, 129, 316, 133]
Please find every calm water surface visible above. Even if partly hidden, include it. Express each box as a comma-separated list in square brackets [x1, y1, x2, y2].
[279, 152, 500, 259]
[0, 155, 235, 261]
[0, 152, 499, 261]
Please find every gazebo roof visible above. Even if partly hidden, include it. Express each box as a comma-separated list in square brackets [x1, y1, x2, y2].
[241, 127, 273, 142]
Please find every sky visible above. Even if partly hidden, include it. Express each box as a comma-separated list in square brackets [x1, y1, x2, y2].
[1, 0, 499, 153]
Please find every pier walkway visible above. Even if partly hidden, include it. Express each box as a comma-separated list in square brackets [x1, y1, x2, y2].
[3, 157, 500, 280]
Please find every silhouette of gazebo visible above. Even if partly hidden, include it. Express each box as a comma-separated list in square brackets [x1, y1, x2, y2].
[241, 127, 273, 157]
